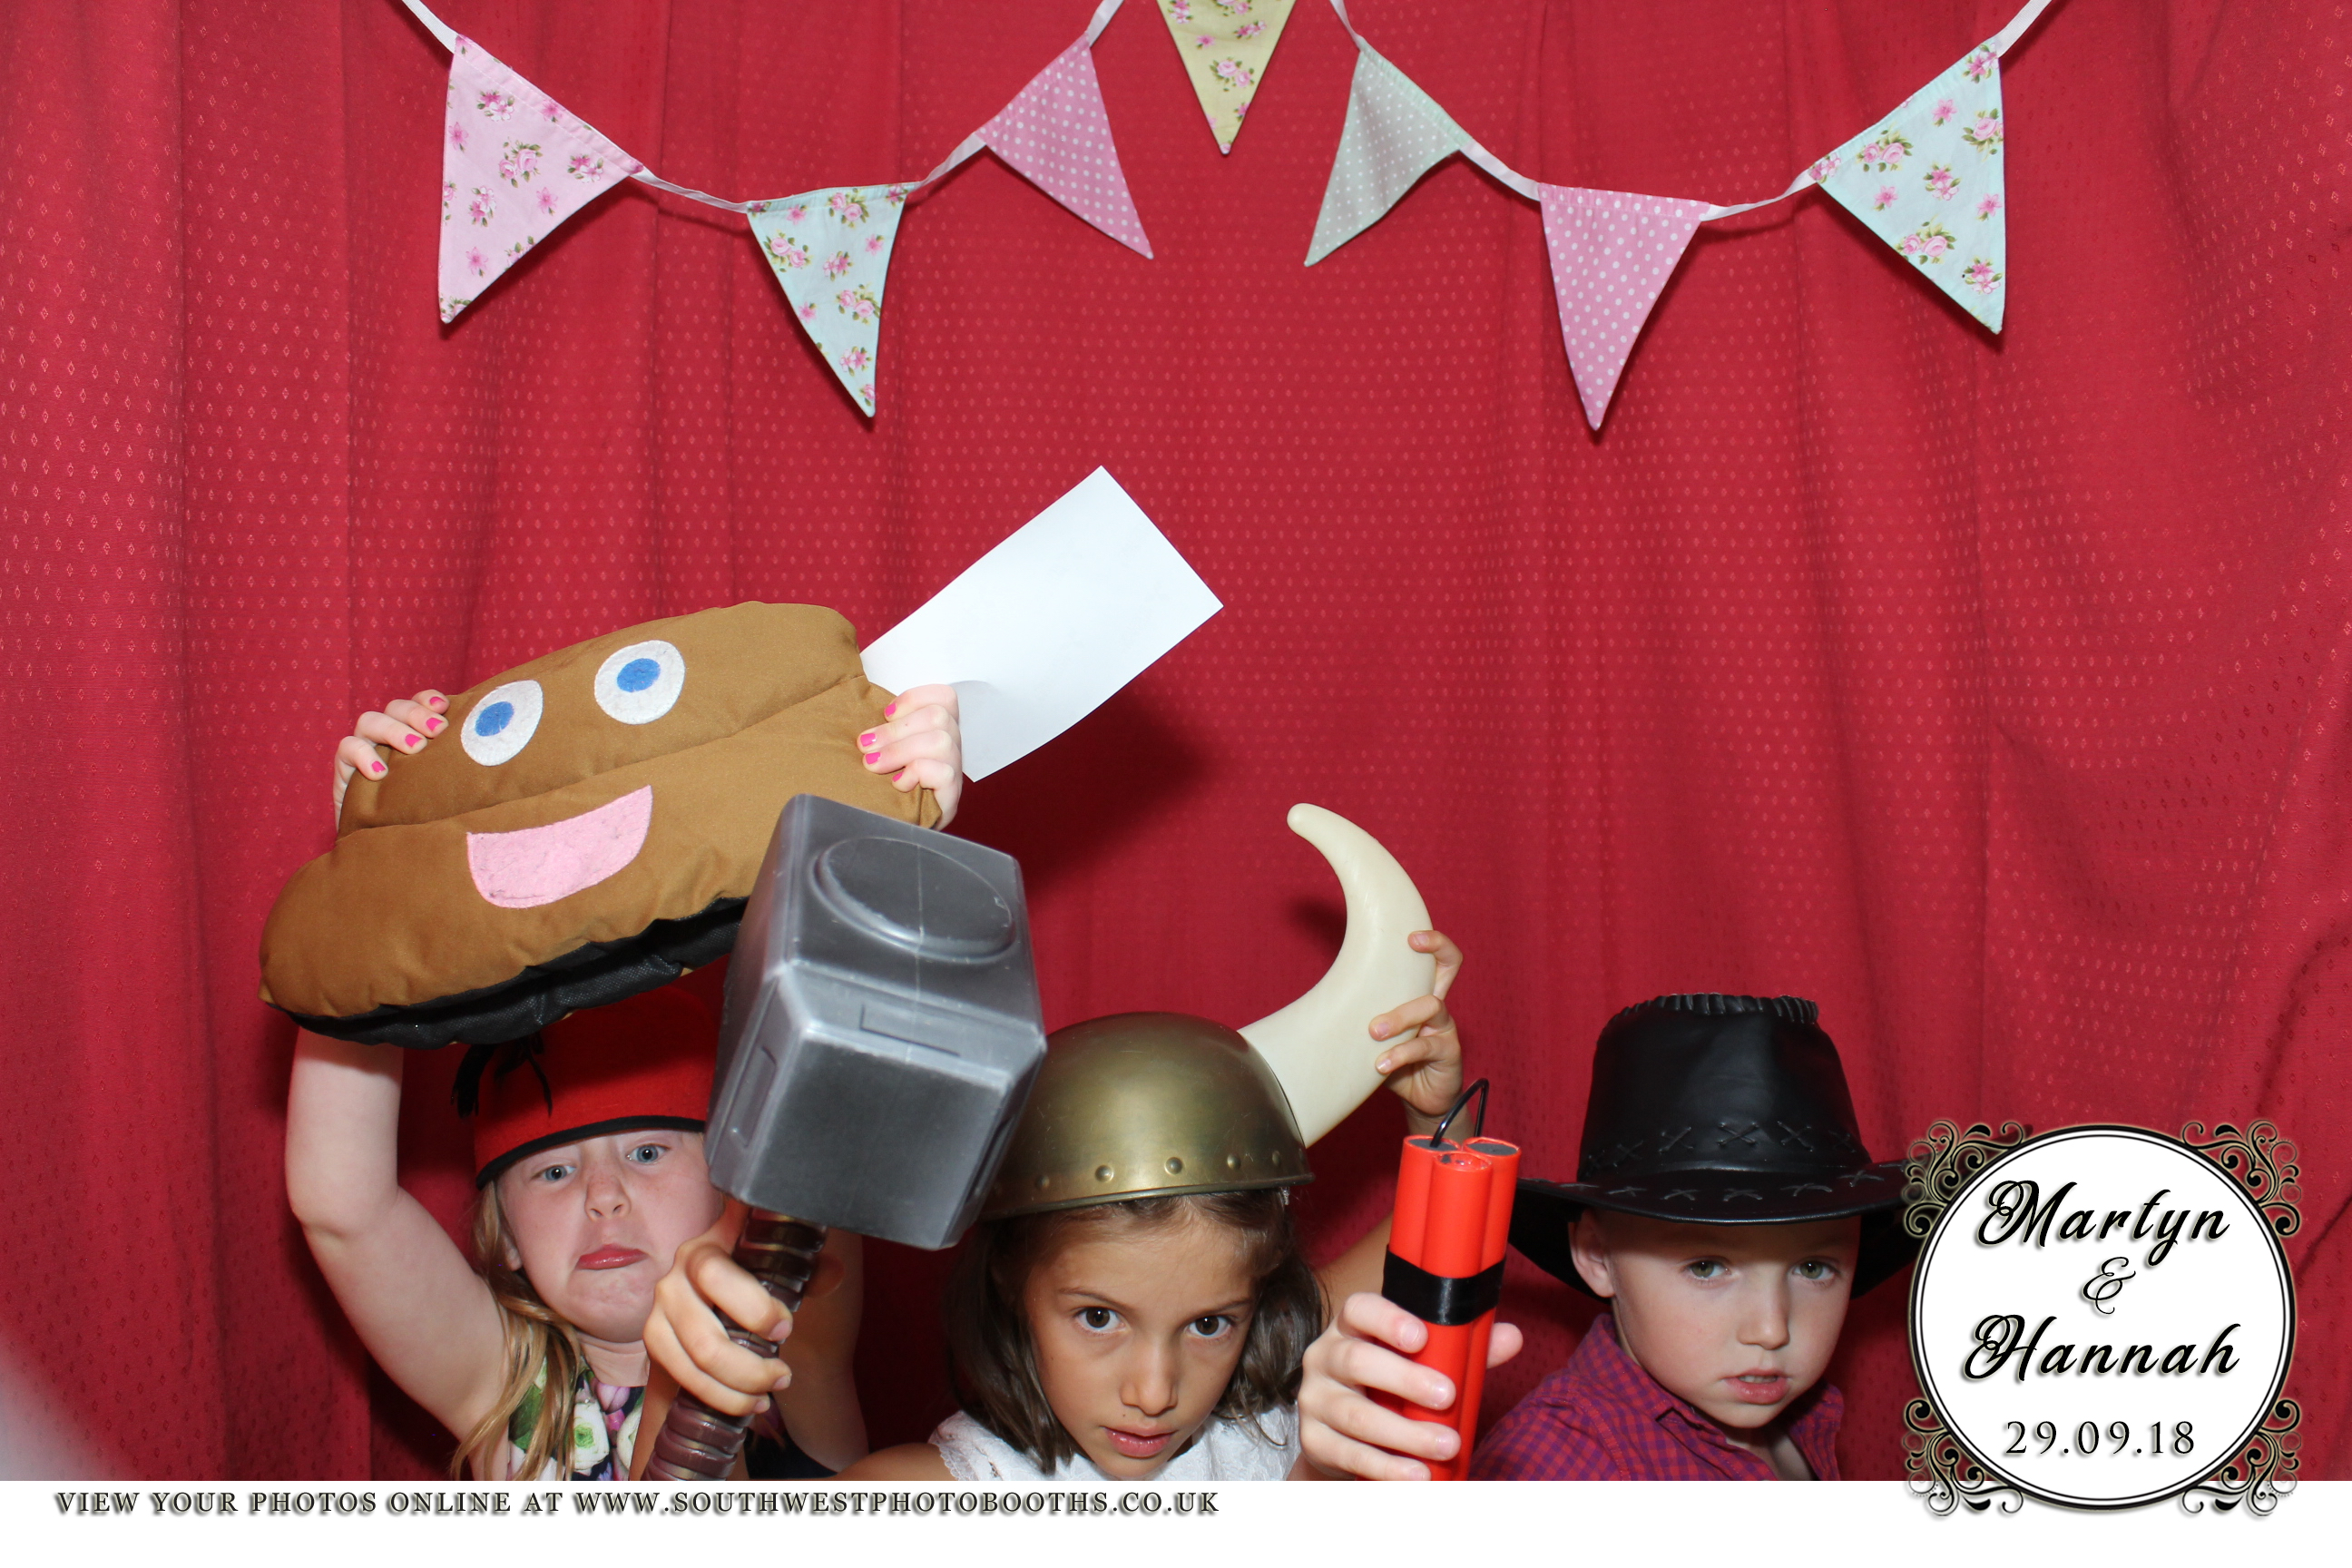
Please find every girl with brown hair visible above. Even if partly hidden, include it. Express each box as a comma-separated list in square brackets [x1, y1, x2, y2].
[648, 932, 1488, 1483]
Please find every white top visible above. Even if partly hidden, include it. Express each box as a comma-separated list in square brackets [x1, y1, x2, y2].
[928, 1407, 1298, 1483]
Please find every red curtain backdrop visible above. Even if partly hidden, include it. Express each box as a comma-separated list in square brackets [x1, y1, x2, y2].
[3, 0, 2345, 1480]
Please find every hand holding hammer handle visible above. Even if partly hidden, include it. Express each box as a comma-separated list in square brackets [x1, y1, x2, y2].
[643, 1210, 828, 1483]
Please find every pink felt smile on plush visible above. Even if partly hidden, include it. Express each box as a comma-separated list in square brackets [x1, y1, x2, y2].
[466, 787, 653, 909]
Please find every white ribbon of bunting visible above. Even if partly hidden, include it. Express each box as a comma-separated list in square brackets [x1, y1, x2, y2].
[404, 0, 1129, 211]
[1319, 0, 2052, 216]
[407, 0, 1148, 416]
[409, 0, 2055, 431]
[1689, 0, 2052, 220]
[1311, 0, 2055, 427]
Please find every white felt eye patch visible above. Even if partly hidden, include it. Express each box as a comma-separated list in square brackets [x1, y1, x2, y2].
[460, 680, 544, 765]
[593, 640, 686, 724]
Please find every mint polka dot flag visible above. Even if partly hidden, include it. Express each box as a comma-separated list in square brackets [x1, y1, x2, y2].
[1304, 44, 1470, 267]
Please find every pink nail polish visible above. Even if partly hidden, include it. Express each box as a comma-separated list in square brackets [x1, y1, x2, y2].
[884, 702, 897, 718]
[858, 732, 876, 748]
[428, 696, 446, 709]
[370, 760, 386, 775]
[863, 751, 880, 764]
[426, 716, 444, 733]
[406, 733, 423, 748]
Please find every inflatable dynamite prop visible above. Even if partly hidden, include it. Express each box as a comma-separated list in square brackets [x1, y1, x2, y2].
[260, 602, 936, 1047]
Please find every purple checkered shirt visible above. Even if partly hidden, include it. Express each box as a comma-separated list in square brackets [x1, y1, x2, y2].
[1470, 1314, 1842, 1480]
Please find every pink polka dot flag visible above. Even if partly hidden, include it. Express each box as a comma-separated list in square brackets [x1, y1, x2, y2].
[1536, 186, 1713, 430]
[980, 42, 1153, 259]
[436, 37, 640, 324]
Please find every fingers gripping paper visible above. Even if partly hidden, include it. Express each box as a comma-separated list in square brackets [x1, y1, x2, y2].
[859, 469, 1221, 779]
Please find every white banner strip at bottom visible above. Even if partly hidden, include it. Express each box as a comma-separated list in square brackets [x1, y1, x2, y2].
[9, 1480, 2346, 1565]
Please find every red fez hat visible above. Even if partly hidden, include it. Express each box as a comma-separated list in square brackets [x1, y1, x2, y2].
[456, 982, 718, 1187]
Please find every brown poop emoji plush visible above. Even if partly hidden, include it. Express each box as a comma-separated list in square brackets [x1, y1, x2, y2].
[260, 602, 936, 1047]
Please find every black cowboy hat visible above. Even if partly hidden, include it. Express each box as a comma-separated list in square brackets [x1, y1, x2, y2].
[1510, 995, 1917, 1298]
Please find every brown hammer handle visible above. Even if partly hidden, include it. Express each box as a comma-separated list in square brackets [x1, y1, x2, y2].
[642, 1210, 828, 1483]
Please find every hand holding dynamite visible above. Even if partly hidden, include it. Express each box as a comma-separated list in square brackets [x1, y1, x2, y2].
[1372, 1084, 1519, 1480]
[1296, 1079, 1527, 1481]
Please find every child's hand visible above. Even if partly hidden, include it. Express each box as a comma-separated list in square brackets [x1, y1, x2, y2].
[1294, 1290, 1523, 1481]
[1367, 930, 1465, 1138]
[643, 1200, 841, 1417]
[332, 690, 448, 818]
[859, 683, 964, 828]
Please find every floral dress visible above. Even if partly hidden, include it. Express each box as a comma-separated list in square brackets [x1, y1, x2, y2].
[489, 1358, 824, 1480]
[500, 1361, 644, 1481]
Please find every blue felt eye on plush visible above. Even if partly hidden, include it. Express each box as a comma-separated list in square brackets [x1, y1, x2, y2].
[594, 640, 685, 724]
[459, 681, 544, 765]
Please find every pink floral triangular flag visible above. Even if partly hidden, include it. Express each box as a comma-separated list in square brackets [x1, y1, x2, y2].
[1152, 0, 1298, 154]
[438, 36, 642, 323]
[749, 187, 910, 417]
[1536, 186, 1713, 429]
[979, 42, 1153, 257]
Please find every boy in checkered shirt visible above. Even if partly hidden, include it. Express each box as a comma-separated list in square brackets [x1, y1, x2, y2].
[1292, 994, 1916, 1480]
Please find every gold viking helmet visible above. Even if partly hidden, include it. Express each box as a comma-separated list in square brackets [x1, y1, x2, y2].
[980, 805, 1439, 1221]
[983, 1014, 1308, 1219]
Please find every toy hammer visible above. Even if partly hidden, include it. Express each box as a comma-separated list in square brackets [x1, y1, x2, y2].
[643, 794, 1046, 1481]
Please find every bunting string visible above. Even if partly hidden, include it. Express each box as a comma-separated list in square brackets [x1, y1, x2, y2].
[1311, 0, 2056, 427]
[405, 0, 1149, 415]
[405, 0, 2063, 432]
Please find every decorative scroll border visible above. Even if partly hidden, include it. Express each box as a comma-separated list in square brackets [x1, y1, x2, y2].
[1903, 1396, 2025, 1515]
[1902, 1122, 2032, 1514]
[2178, 1396, 2301, 1515]
[2176, 1122, 2302, 1515]
[1899, 1119, 2303, 1517]
[1903, 1119, 2033, 1241]
[2180, 1121, 2301, 1241]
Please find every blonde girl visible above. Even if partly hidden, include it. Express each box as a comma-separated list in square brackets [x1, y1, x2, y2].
[288, 684, 961, 1477]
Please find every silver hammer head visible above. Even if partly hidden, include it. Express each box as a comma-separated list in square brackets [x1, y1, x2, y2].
[707, 794, 1047, 1250]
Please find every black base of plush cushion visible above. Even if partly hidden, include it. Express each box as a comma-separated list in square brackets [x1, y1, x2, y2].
[280, 898, 745, 1048]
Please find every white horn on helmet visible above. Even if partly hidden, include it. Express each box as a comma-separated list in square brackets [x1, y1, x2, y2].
[1238, 804, 1436, 1145]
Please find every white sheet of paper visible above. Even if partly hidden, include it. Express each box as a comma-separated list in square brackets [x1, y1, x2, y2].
[858, 468, 1222, 779]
